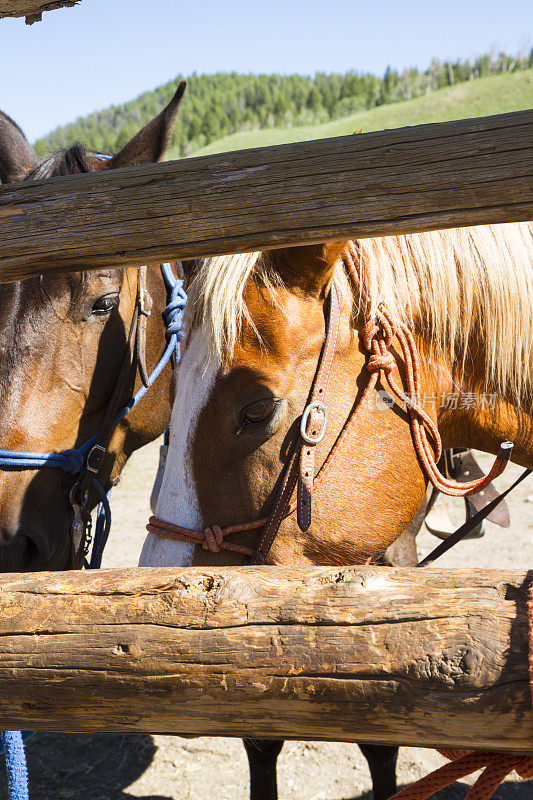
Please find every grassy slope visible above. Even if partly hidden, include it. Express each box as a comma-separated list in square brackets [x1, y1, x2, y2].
[172, 69, 532, 160]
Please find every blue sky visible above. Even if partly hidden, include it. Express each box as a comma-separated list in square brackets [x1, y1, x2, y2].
[0, 0, 531, 141]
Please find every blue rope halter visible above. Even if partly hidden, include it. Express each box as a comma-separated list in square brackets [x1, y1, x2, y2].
[0, 263, 187, 799]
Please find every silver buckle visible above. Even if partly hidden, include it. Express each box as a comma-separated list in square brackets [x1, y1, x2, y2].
[300, 401, 328, 445]
[86, 444, 106, 474]
[139, 288, 153, 317]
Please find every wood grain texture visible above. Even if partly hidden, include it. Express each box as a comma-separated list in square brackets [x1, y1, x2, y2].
[0, 111, 531, 282]
[0, 1, 78, 19]
[0, 565, 531, 751]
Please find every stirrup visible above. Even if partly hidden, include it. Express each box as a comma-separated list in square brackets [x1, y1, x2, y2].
[425, 495, 485, 541]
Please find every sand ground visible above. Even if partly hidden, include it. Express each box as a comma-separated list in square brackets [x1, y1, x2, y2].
[4, 443, 532, 800]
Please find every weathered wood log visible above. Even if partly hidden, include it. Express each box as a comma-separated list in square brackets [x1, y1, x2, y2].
[0, 0, 78, 21]
[0, 566, 531, 751]
[0, 111, 531, 282]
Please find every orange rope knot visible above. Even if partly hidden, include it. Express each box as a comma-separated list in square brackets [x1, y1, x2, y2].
[362, 314, 396, 374]
[361, 319, 380, 351]
[376, 305, 395, 346]
[202, 525, 224, 552]
[366, 348, 396, 374]
[361, 309, 395, 352]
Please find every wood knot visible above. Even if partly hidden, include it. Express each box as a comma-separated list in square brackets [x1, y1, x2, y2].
[113, 643, 142, 657]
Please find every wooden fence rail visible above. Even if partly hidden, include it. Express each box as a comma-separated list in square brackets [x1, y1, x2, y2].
[0, 1, 78, 21]
[1, 565, 531, 752]
[0, 110, 531, 282]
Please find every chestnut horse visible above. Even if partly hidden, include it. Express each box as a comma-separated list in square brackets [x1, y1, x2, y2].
[141, 224, 533, 799]
[0, 84, 187, 571]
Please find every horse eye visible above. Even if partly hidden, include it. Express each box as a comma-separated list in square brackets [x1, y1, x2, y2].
[91, 294, 119, 315]
[241, 399, 278, 426]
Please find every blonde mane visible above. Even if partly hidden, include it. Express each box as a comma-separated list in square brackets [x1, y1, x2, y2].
[187, 222, 533, 406]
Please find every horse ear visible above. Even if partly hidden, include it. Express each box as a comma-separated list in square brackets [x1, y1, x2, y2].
[271, 242, 349, 300]
[105, 81, 186, 170]
[0, 111, 36, 183]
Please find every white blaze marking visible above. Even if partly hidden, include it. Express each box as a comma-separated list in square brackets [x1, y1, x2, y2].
[139, 328, 219, 567]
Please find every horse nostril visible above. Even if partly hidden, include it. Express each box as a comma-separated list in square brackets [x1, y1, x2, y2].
[0, 525, 71, 572]
[0, 531, 39, 572]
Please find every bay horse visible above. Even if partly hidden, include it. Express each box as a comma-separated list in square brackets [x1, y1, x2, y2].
[0, 83, 187, 571]
[141, 224, 533, 799]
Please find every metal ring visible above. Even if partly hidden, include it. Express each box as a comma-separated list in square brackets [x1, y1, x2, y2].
[300, 401, 328, 445]
[69, 481, 88, 509]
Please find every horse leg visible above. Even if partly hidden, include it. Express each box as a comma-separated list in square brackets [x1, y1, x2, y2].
[358, 743, 399, 800]
[243, 738, 284, 800]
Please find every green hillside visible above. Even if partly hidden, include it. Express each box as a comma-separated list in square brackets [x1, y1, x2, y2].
[34, 50, 532, 160]
[180, 69, 533, 159]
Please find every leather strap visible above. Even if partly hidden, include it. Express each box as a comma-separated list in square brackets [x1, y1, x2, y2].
[254, 280, 342, 562]
[417, 467, 531, 567]
[451, 449, 510, 527]
[297, 280, 342, 531]
[137, 265, 154, 388]
[254, 444, 301, 563]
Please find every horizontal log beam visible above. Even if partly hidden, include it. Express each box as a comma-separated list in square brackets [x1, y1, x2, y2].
[0, 565, 531, 751]
[0, 1, 79, 21]
[0, 111, 532, 282]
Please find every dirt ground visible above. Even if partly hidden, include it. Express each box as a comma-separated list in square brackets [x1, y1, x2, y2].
[3, 443, 532, 800]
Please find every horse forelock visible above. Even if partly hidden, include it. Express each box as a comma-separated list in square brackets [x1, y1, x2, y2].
[26, 142, 94, 180]
[184, 250, 270, 366]
[191, 223, 533, 407]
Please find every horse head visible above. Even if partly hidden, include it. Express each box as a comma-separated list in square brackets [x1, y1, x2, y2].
[141, 224, 533, 570]
[0, 83, 185, 571]
[141, 242, 428, 568]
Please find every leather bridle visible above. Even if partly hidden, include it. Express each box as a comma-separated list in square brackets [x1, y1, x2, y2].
[147, 243, 528, 565]
[68, 264, 156, 565]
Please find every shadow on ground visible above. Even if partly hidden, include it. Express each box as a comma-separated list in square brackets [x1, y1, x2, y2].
[0, 733, 170, 800]
[1, 733, 531, 800]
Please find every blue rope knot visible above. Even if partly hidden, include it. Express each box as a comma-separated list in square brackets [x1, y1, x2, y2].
[163, 281, 187, 339]
[61, 449, 85, 475]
